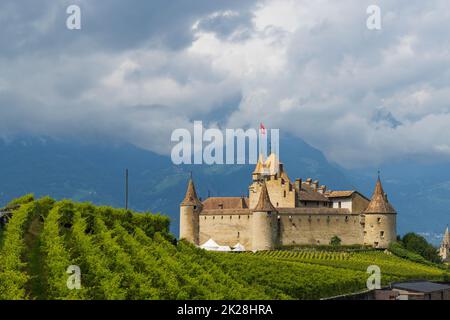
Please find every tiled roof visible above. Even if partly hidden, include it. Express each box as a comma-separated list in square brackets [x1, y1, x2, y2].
[202, 197, 249, 210]
[181, 178, 202, 206]
[298, 190, 329, 202]
[254, 182, 276, 212]
[364, 177, 396, 214]
[201, 209, 251, 215]
[278, 208, 351, 215]
[325, 191, 355, 198]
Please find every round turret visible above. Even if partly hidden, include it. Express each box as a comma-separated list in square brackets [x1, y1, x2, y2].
[363, 176, 397, 248]
[180, 177, 202, 245]
[252, 182, 277, 251]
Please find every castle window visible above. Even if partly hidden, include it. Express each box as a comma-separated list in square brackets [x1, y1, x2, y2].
[238, 215, 241, 219]
[230, 216, 232, 219]
[194, 206, 197, 210]
[213, 216, 215, 220]
[221, 216, 223, 220]
[247, 215, 250, 219]
[345, 216, 349, 222]
[284, 191, 286, 198]
[204, 216, 207, 220]
[338, 202, 342, 208]
[377, 217, 382, 223]
[380, 231, 385, 238]
[219, 204, 224, 209]
[317, 202, 320, 206]
[238, 232, 240, 238]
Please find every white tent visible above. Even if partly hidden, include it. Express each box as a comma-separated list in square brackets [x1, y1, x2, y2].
[216, 246, 232, 252]
[200, 238, 220, 251]
[232, 243, 246, 252]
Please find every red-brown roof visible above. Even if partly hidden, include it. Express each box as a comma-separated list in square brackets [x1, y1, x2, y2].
[254, 182, 276, 212]
[202, 197, 249, 210]
[364, 177, 396, 214]
[181, 179, 202, 206]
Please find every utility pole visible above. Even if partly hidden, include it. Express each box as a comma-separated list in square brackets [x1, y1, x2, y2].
[125, 169, 129, 210]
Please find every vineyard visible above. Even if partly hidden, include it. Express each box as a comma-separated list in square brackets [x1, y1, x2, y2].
[0, 195, 448, 300]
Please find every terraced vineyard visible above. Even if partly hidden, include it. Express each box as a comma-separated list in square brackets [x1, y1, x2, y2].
[0, 195, 448, 300]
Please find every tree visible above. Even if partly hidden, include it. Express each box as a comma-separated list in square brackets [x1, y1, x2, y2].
[330, 236, 342, 246]
[401, 233, 441, 263]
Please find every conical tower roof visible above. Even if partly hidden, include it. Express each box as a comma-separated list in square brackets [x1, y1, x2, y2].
[442, 226, 450, 245]
[253, 154, 265, 174]
[181, 177, 202, 206]
[364, 176, 396, 214]
[253, 182, 276, 212]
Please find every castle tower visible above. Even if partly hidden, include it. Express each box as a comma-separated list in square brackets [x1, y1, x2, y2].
[439, 226, 449, 262]
[179, 176, 202, 245]
[363, 175, 397, 248]
[252, 181, 278, 251]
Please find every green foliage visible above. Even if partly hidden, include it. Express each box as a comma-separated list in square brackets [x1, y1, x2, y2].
[40, 203, 85, 299]
[0, 202, 36, 299]
[401, 233, 441, 263]
[330, 236, 342, 246]
[7, 194, 35, 207]
[388, 241, 431, 265]
[0, 195, 448, 300]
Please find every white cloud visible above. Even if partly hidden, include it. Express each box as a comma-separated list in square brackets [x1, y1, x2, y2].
[1, 0, 450, 168]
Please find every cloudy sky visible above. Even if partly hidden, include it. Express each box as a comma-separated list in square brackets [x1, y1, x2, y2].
[1, 0, 450, 168]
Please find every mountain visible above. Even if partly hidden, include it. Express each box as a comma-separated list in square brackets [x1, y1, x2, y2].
[0, 135, 448, 241]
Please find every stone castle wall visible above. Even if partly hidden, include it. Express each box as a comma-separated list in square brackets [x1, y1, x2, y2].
[199, 212, 253, 249]
[363, 213, 397, 248]
[249, 178, 295, 209]
[198, 211, 366, 250]
[278, 214, 364, 246]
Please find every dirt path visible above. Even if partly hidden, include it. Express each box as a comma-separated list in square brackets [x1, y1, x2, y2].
[24, 216, 46, 299]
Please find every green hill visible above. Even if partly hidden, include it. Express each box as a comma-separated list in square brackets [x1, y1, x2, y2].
[0, 195, 448, 300]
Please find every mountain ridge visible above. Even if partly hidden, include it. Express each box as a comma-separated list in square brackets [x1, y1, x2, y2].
[0, 135, 447, 243]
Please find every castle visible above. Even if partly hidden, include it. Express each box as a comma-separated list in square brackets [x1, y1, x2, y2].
[439, 226, 449, 263]
[180, 153, 397, 251]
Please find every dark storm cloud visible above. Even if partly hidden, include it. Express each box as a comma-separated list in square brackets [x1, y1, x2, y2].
[1, 0, 450, 167]
[0, 0, 258, 56]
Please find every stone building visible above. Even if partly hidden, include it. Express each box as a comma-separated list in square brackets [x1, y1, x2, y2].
[179, 153, 397, 251]
[439, 226, 449, 262]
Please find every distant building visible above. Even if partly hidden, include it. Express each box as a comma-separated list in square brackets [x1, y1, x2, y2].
[385, 281, 450, 300]
[439, 226, 449, 262]
[330, 281, 450, 300]
[179, 153, 398, 251]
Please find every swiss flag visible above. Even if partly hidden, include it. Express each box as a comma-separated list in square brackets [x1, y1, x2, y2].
[260, 123, 266, 135]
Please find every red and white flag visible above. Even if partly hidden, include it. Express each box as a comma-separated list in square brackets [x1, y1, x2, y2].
[260, 123, 266, 135]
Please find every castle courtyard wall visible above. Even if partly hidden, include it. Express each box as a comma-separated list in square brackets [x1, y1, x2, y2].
[198, 211, 366, 250]
[199, 211, 253, 249]
[278, 213, 364, 246]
